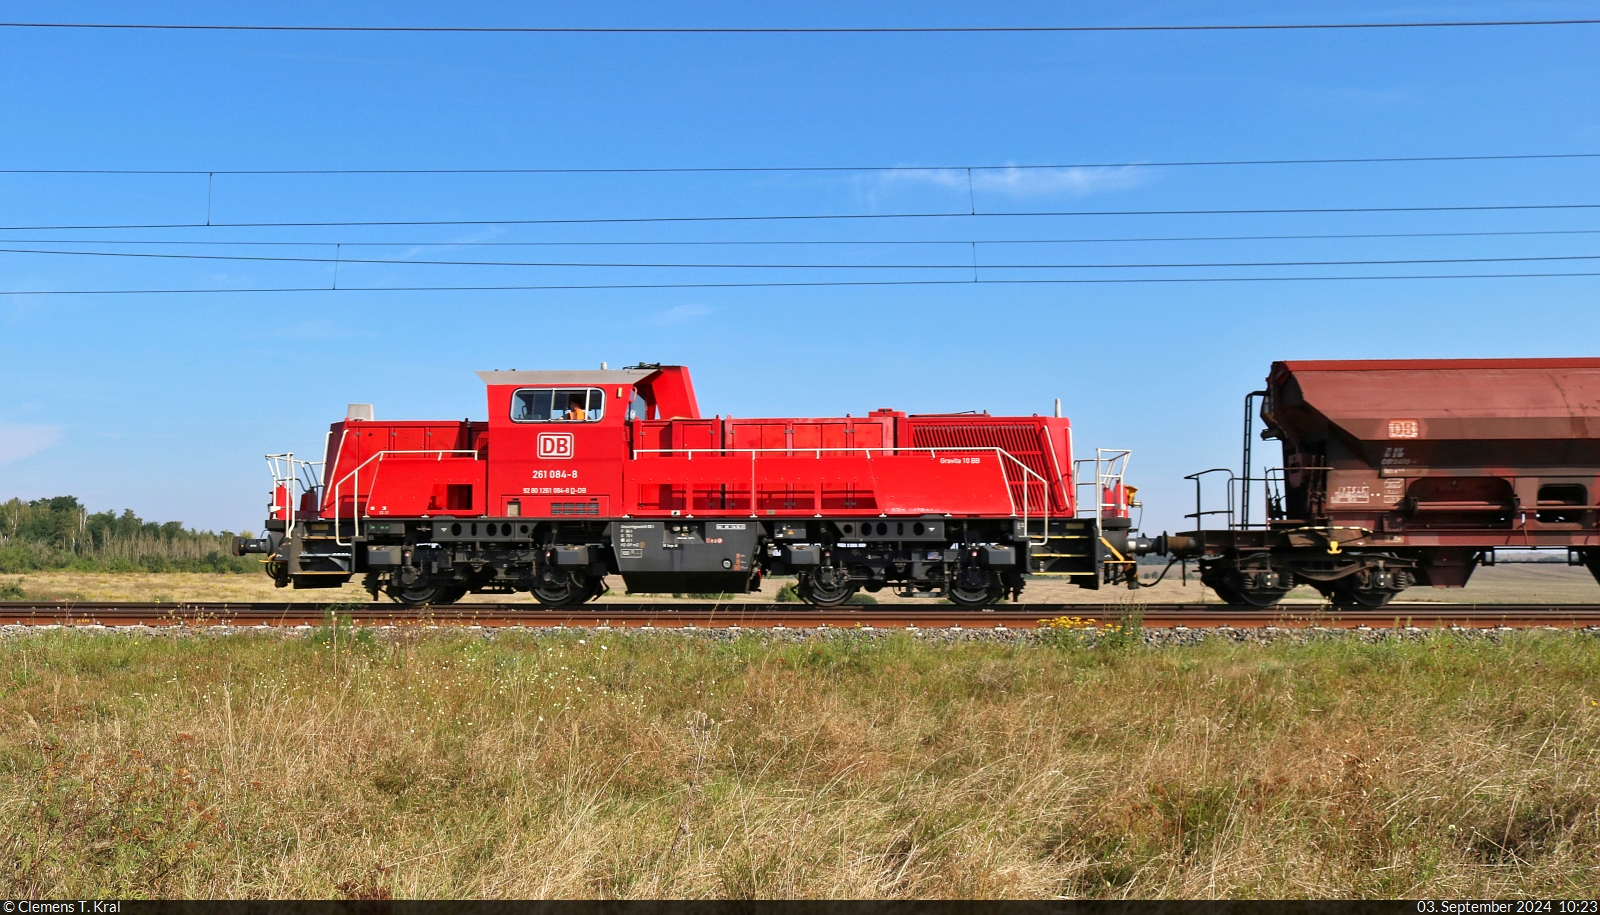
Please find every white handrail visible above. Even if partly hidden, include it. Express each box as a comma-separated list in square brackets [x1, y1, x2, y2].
[630, 445, 1052, 539]
[1074, 448, 1132, 518]
[331, 449, 481, 546]
[265, 453, 324, 534]
[319, 444, 1052, 546]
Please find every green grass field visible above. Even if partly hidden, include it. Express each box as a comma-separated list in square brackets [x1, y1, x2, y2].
[3, 627, 1597, 898]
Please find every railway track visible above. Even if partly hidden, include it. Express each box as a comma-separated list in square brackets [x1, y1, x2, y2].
[3, 600, 1600, 630]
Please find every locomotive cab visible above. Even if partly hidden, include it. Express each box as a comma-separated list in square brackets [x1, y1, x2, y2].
[482, 367, 666, 522]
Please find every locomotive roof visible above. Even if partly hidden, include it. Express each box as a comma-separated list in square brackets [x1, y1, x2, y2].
[476, 368, 656, 386]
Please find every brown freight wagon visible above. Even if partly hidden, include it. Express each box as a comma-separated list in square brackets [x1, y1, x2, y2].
[1159, 358, 1600, 607]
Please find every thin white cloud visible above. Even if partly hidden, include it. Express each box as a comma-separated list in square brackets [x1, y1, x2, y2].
[399, 227, 507, 261]
[878, 165, 1149, 198]
[976, 166, 1147, 196]
[0, 421, 61, 464]
[651, 303, 713, 325]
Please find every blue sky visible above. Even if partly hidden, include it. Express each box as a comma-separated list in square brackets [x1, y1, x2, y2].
[2, 1, 1599, 535]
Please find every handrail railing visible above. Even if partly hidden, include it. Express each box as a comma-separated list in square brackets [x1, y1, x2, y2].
[331, 449, 480, 546]
[321, 444, 1053, 544]
[1185, 468, 1237, 527]
[629, 445, 1053, 537]
[265, 453, 324, 533]
[1186, 464, 1333, 530]
[1073, 448, 1132, 520]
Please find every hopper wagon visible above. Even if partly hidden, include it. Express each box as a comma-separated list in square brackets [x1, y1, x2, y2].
[1159, 358, 1600, 607]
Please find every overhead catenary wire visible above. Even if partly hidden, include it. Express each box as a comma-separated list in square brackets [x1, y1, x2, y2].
[4, 151, 1599, 175]
[8, 228, 1600, 247]
[9, 153, 1600, 292]
[2, 18, 1599, 33]
[6, 200, 1600, 232]
[6, 272, 1600, 295]
[4, 245, 1600, 270]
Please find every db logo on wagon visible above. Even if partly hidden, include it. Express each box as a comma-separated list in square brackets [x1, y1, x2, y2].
[538, 432, 575, 459]
[1387, 419, 1420, 440]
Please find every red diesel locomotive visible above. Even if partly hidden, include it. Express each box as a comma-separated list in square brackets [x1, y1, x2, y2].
[236, 364, 1142, 606]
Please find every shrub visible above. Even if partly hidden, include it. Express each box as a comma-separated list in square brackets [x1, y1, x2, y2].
[1100, 611, 1146, 651]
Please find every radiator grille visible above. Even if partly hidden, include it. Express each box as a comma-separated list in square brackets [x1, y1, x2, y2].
[906, 422, 1065, 512]
[550, 501, 601, 516]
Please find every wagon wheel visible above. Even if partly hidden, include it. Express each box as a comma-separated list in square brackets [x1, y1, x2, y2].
[946, 568, 1003, 607]
[797, 570, 857, 607]
[1316, 567, 1401, 609]
[1205, 566, 1290, 609]
[1327, 581, 1396, 609]
[1210, 581, 1290, 609]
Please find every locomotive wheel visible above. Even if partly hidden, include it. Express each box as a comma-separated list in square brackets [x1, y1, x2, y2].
[947, 569, 1003, 607]
[532, 575, 588, 607]
[388, 581, 465, 606]
[947, 584, 1003, 607]
[797, 571, 857, 607]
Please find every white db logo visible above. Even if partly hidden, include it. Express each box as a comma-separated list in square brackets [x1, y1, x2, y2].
[538, 432, 574, 459]
[1387, 419, 1420, 439]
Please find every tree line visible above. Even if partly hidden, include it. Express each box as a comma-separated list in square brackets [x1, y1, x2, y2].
[0, 496, 254, 573]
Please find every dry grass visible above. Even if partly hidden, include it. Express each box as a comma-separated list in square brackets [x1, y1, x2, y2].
[0, 571, 302, 604]
[3, 627, 1598, 898]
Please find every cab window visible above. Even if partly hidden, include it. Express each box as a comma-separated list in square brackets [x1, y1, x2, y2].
[511, 388, 604, 422]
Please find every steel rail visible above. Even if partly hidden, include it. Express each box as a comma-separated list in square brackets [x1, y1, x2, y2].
[3, 601, 1599, 630]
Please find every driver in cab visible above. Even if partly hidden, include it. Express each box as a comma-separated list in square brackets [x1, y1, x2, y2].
[564, 394, 588, 421]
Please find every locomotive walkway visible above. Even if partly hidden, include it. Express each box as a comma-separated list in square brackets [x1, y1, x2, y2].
[3, 600, 1600, 630]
